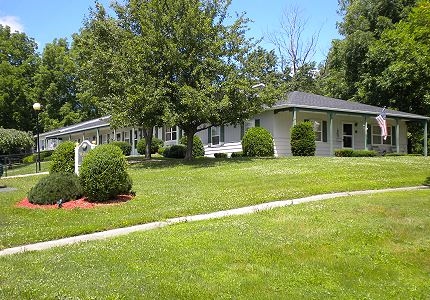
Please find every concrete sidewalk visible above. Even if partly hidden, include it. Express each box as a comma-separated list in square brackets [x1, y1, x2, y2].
[1, 172, 49, 179]
[0, 185, 427, 257]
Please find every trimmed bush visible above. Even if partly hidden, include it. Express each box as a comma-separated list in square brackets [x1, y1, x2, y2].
[214, 153, 228, 158]
[28, 173, 83, 205]
[23, 155, 35, 164]
[163, 145, 186, 158]
[242, 127, 274, 157]
[335, 149, 377, 157]
[79, 144, 132, 202]
[0, 128, 33, 155]
[25, 150, 55, 164]
[231, 151, 244, 158]
[137, 137, 164, 155]
[290, 122, 316, 156]
[179, 135, 205, 158]
[110, 141, 132, 156]
[50, 141, 76, 174]
[158, 147, 166, 156]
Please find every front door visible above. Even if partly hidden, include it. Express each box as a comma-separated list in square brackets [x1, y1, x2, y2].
[343, 123, 353, 148]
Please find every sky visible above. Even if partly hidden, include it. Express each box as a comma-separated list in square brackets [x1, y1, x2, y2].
[0, 0, 342, 64]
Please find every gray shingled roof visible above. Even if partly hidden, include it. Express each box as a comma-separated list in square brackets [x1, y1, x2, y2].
[40, 116, 111, 139]
[272, 91, 429, 120]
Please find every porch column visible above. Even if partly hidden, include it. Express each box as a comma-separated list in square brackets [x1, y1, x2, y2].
[131, 127, 135, 155]
[396, 119, 400, 153]
[292, 108, 297, 126]
[328, 112, 334, 156]
[96, 128, 100, 145]
[424, 120, 428, 157]
[364, 116, 368, 150]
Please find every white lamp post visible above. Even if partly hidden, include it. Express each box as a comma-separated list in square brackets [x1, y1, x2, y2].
[33, 102, 42, 173]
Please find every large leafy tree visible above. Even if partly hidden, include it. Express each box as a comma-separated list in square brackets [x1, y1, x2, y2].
[32, 38, 91, 132]
[0, 25, 39, 131]
[75, 0, 279, 160]
[321, 0, 417, 100]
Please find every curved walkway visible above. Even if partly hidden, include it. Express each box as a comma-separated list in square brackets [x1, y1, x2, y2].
[0, 186, 428, 257]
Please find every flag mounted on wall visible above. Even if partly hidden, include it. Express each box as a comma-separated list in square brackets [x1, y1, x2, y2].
[376, 107, 387, 140]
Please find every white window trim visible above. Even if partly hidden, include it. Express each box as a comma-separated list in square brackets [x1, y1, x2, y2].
[342, 123, 354, 149]
[165, 126, 178, 142]
[371, 125, 392, 145]
[211, 126, 221, 146]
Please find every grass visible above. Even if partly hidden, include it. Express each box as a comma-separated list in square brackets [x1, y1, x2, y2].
[0, 161, 50, 177]
[0, 189, 429, 299]
[0, 156, 429, 249]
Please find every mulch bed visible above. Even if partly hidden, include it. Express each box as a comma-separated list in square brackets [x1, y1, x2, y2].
[16, 195, 133, 210]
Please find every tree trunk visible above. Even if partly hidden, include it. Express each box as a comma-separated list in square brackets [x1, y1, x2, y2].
[142, 127, 153, 159]
[184, 130, 196, 160]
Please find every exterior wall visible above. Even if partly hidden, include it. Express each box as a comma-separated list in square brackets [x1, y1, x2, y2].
[38, 111, 411, 157]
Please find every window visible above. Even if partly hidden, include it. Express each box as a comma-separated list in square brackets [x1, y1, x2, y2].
[124, 131, 129, 143]
[305, 119, 323, 142]
[372, 125, 392, 145]
[165, 127, 177, 142]
[211, 126, 220, 145]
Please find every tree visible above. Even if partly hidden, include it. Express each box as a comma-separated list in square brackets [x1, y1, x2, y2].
[75, 0, 279, 160]
[32, 38, 90, 132]
[268, 5, 320, 76]
[0, 25, 39, 131]
[321, 0, 417, 100]
[73, 2, 169, 159]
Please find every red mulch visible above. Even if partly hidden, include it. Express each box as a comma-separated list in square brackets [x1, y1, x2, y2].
[16, 195, 133, 210]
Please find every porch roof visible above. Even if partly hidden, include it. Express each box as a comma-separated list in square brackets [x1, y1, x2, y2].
[40, 116, 111, 139]
[272, 91, 429, 121]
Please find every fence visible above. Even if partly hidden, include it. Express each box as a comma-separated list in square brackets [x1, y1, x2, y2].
[0, 153, 34, 177]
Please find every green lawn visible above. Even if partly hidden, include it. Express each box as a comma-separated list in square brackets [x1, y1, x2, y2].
[1, 189, 429, 299]
[0, 161, 50, 177]
[0, 156, 429, 250]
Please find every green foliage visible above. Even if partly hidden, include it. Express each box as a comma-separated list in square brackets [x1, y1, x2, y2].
[179, 135, 205, 158]
[24, 150, 54, 164]
[290, 122, 316, 156]
[22, 155, 35, 164]
[110, 141, 132, 156]
[0, 128, 34, 155]
[231, 151, 244, 158]
[163, 145, 186, 159]
[28, 173, 82, 205]
[0, 25, 39, 132]
[241, 127, 274, 157]
[335, 149, 378, 157]
[214, 153, 228, 158]
[49, 141, 76, 174]
[137, 137, 163, 155]
[79, 144, 132, 202]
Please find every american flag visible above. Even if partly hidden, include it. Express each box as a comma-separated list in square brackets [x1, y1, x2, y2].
[376, 108, 387, 140]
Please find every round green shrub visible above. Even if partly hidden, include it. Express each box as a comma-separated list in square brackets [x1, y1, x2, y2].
[231, 151, 244, 158]
[242, 127, 274, 157]
[23, 154, 35, 164]
[163, 145, 186, 158]
[137, 137, 164, 155]
[79, 144, 132, 202]
[28, 173, 83, 205]
[214, 153, 228, 158]
[110, 141, 132, 156]
[0, 128, 33, 155]
[50, 141, 76, 174]
[179, 135, 205, 158]
[290, 122, 316, 156]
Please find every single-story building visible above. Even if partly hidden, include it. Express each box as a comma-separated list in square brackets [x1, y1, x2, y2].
[37, 91, 429, 156]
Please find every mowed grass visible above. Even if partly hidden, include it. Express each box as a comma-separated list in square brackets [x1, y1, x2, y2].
[1, 190, 429, 299]
[0, 156, 429, 249]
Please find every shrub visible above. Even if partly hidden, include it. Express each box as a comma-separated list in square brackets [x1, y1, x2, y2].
[242, 127, 274, 157]
[214, 153, 228, 158]
[79, 144, 132, 202]
[50, 141, 76, 174]
[25, 150, 55, 164]
[231, 151, 244, 158]
[335, 149, 377, 157]
[23, 155, 35, 164]
[0, 128, 33, 155]
[163, 145, 186, 158]
[158, 147, 166, 156]
[110, 141, 132, 156]
[290, 122, 316, 156]
[28, 173, 83, 205]
[179, 135, 205, 157]
[137, 137, 164, 155]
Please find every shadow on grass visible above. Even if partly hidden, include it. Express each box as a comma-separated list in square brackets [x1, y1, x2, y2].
[128, 156, 277, 170]
[424, 176, 430, 186]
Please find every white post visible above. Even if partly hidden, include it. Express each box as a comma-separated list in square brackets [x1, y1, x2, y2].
[396, 119, 400, 153]
[424, 121, 428, 157]
[364, 116, 368, 150]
